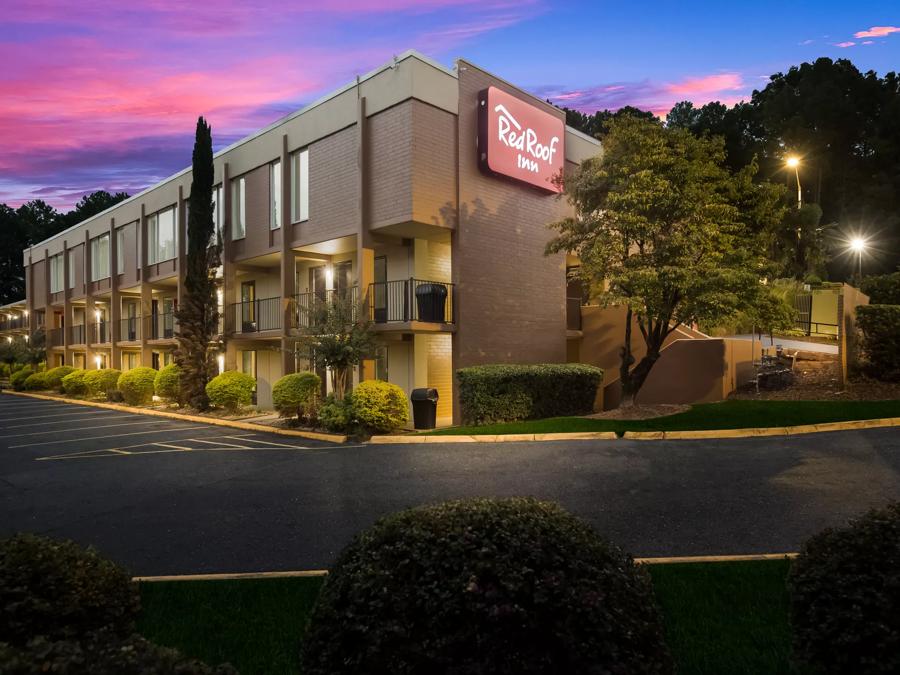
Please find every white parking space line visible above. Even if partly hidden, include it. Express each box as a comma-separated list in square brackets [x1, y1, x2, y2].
[189, 438, 254, 449]
[0, 410, 109, 422]
[0, 419, 172, 439]
[0, 414, 138, 430]
[153, 442, 194, 451]
[221, 435, 312, 449]
[12, 425, 206, 448]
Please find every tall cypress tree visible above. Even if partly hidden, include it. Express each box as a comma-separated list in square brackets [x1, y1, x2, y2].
[174, 117, 221, 409]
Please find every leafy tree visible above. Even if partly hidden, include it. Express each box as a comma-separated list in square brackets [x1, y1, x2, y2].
[57, 191, 130, 231]
[0, 205, 28, 304]
[173, 117, 221, 410]
[559, 105, 656, 139]
[547, 116, 785, 404]
[296, 294, 376, 400]
[772, 203, 831, 279]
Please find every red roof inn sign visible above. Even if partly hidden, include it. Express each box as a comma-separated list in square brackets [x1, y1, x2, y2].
[478, 86, 565, 193]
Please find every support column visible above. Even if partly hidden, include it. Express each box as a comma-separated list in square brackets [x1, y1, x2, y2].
[279, 135, 295, 376]
[138, 205, 152, 367]
[60, 246, 71, 366]
[83, 231, 95, 369]
[109, 218, 121, 369]
[222, 162, 236, 371]
[355, 94, 377, 382]
[176, 185, 186, 310]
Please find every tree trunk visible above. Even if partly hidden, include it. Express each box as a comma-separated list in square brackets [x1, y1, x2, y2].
[618, 307, 636, 407]
[619, 312, 666, 406]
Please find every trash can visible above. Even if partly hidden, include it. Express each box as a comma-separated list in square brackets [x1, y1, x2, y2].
[410, 387, 439, 430]
[415, 283, 448, 323]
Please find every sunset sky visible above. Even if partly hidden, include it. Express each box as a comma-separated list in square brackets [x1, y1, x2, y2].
[2, 0, 898, 210]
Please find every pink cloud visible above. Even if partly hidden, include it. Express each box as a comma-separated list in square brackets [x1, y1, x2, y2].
[854, 25, 900, 38]
[666, 73, 744, 96]
[835, 41, 856, 48]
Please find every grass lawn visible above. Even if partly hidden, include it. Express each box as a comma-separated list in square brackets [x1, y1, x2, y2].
[426, 399, 900, 436]
[138, 559, 798, 675]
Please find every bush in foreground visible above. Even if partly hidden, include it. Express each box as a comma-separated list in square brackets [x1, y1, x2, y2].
[116, 367, 157, 406]
[10, 367, 33, 391]
[350, 380, 409, 433]
[272, 371, 320, 423]
[789, 501, 900, 674]
[206, 371, 255, 412]
[23, 372, 50, 391]
[45, 366, 75, 391]
[860, 272, 900, 305]
[61, 369, 88, 396]
[0, 534, 140, 646]
[154, 364, 181, 404]
[856, 305, 900, 381]
[301, 497, 672, 674]
[457, 363, 604, 425]
[84, 369, 122, 400]
[317, 394, 355, 433]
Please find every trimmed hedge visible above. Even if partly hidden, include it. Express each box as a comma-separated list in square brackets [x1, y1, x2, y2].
[61, 369, 88, 396]
[302, 497, 672, 674]
[318, 394, 355, 433]
[116, 367, 157, 406]
[272, 371, 320, 421]
[205, 371, 255, 412]
[457, 363, 604, 425]
[84, 369, 122, 400]
[860, 272, 900, 305]
[789, 501, 900, 673]
[0, 534, 140, 646]
[10, 367, 33, 391]
[45, 366, 75, 391]
[153, 364, 181, 404]
[23, 372, 50, 391]
[856, 304, 900, 381]
[350, 380, 409, 433]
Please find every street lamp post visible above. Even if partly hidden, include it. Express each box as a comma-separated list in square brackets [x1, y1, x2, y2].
[786, 156, 802, 209]
[850, 237, 866, 279]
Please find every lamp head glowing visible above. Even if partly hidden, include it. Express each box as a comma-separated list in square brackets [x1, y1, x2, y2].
[786, 156, 800, 169]
[850, 237, 866, 253]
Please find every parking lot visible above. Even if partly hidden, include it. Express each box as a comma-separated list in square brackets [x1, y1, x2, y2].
[3, 392, 900, 577]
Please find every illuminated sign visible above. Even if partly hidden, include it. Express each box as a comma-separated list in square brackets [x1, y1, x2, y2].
[478, 86, 564, 193]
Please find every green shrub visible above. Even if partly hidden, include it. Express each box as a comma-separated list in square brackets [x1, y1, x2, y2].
[860, 272, 900, 305]
[10, 366, 33, 391]
[302, 497, 672, 674]
[205, 371, 255, 412]
[61, 369, 88, 396]
[116, 367, 157, 406]
[457, 363, 604, 425]
[317, 394, 355, 433]
[789, 501, 900, 674]
[0, 534, 139, 647]
[0, 628, 238, 674]
[350, 380, 408, 433]
[23, 372, 50, 391]
[44, 365, 75, 391]
[153, 364, 181, 404]
[84, 369, 122, 400]
[856, 304, 900, 381]
[272, 372, 320, 422]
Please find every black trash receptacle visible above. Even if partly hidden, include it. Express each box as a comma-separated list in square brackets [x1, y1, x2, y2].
[410, 388, 439, 430]
[415, 283, 448, 322]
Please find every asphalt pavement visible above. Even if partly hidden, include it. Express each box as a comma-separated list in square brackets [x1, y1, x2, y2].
[1, 393, 898, 575]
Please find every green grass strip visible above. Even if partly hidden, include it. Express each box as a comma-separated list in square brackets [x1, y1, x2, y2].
[138, 559, 798, 675]
[424, 399, 900, 436]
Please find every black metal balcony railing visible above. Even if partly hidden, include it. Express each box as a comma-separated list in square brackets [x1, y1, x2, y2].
[69, 324, 85, 345]
[293, 287, 359, 329]
[566, 296, 583, 331]
[368, 279, 455, 324]
[119, 316, 141, 342]
[89, 322, 109, 344]
[150, 311, 176, 340]
[0, 316, 26, 331]
[229, 296, 282, 333]
[48, 327, 64, 347]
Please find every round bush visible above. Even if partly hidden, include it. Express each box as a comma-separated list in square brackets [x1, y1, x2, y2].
[0, 629, 239, 674]
[205, 371, 255, 412]
[272, 372, 320, 421]
[23, 372, 50, 391]
[84, 369, 122, 400]
[45, 366, 75, 391]
[10, 367, 33, 391]
[789, 501, 900, 674]
[116, 367, 157, 406]
[154, 364, 181, 404]
[317, 395, 355, 433]
[61, 369, 88, 396]
[349, 380, 409, 433]
[301, 497, 672, 674]
[0, 534, 139, 647]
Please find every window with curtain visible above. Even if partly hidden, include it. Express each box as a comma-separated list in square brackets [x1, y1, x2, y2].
[290, 148, 309, 222]
[49, 254, 64, 293]
[147, 207, 177, 264]
[232, 177, 246, 239]
[91, 233, 110, 281]
[68, 250, 76, 288]
[270, 160, 281, 230]
[116, 227, 126, 274]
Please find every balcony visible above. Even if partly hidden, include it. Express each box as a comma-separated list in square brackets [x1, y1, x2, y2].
[119, 316, 141, 342]
[150, 311, 176, 340]
[69, 324, 85, 345]
[369, 279, 455, 327]
[48, 327, 64, 348]
[0, 316, 26, 332]
[89, 322, 110, 344]
[292, 287, 359, 330]
[228, 296, 282, 334]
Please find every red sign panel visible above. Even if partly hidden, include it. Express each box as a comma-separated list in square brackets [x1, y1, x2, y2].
[478, 86, 565, 193]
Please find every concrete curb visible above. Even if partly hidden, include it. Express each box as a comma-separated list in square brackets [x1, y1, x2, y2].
[134, 553, 798, 582]
[370, 416, 900, 443]
[1, 390, 347, 444]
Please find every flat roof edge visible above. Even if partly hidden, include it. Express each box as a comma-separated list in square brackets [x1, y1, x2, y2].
[27, 50, 456, 254]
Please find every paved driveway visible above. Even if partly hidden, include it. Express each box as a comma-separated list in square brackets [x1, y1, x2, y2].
[1, 393, 899, 575]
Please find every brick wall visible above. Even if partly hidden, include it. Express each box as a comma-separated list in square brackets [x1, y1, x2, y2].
[411, 101, 457, 229]
[369, 102, 413, 228]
